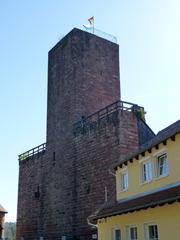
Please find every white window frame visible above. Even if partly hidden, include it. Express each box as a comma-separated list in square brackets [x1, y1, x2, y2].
[155, 153, 168, 179]
[126, 225, 138, 240]
[118, 168, 128, 192]
[144, 223, 158, 240]
[140, 158, 152, 184]
[112, 228, 121, 240]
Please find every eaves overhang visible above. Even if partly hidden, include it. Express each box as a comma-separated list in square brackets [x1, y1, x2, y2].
[91, 184, 180, 223]
[113, 119, 180, 171]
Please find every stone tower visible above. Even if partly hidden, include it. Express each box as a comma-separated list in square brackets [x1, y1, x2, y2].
[16, 28, 154, 240]
[46, 28, 120, 145]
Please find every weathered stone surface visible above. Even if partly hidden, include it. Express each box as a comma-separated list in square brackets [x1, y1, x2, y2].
[47, 28, 120, 144]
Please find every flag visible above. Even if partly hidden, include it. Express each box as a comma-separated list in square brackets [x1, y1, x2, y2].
[88, 16, 94, 25]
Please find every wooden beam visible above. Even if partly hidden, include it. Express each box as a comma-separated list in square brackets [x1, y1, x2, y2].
[155, 145, 159, 150]
[171, 135, 175, 141]
[141, 152, 145, 157]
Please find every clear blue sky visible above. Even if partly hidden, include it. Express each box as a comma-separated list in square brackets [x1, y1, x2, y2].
[1, 0, 180, 222]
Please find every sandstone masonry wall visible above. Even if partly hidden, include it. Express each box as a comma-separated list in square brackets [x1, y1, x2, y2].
[16, 28, 141, 240]
[16, 152, 45, 239]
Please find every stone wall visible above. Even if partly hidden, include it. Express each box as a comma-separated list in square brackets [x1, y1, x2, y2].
[16, 108, 140, 240]
[16, 152, 45, 240]
[72, 110, 139, 239]
[46, 28, 120, 146]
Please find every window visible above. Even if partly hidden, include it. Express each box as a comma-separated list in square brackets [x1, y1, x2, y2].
[127, 226, 138, 240]
[144, 224, 158, 240]
[112, 229, 121, 240]
[119, 170, 128, 191]
[141, 160, 152, 183]
[148, 225, 158, 240]
[156, 153, 168, 177]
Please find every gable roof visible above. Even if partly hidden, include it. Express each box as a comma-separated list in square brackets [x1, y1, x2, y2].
[114, 119, 180, 170]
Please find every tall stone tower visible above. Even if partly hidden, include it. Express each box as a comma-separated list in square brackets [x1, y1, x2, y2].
[16, 28, 154, 240]
[46, 28, 120, 145]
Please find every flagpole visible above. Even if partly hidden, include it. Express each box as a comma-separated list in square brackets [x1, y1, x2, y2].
[88, 16, 94, 34]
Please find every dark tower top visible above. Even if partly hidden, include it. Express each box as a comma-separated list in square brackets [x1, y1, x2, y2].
[46, 28, 120, 144]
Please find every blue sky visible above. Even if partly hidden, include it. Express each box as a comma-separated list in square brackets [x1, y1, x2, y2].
[1, 0, 180, 221]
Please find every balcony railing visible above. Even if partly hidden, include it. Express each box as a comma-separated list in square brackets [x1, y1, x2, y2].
[18, 101, 144, 159]
[82, 27, 117, 44]
[88, 100, 141, 120]
[73, 100, 144, 137]
[18, 143, 46, 161]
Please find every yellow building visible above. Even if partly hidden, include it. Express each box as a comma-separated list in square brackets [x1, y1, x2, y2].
[91, 120, 180, 240]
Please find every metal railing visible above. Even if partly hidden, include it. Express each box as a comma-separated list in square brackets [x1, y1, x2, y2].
[76, 100, 141, 124]
[18, 143, 46, 161]
[82, 27, 117, 43]
[18, 101, 143, 159]
[73, 100, 143, 136]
